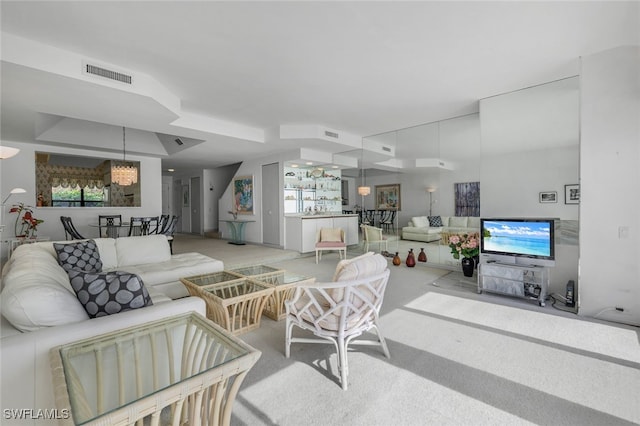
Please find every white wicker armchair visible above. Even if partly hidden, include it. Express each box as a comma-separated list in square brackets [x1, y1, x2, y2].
[284, 252, 391, 390]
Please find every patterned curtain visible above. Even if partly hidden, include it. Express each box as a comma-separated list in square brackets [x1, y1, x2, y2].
[454, 182, 480, 216]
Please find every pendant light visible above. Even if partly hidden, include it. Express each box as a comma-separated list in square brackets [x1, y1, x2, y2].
[357, 142, 370, 198]
[111, 126, 138, 186]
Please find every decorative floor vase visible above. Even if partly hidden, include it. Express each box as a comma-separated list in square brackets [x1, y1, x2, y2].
[406, 249, 416, 267]
[392, 252, 402, 266]
[418, 248, 427, 262]
[461, 257, 474, 277]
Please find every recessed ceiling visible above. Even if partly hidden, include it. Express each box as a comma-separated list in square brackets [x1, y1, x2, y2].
[1, 1, 637, 172]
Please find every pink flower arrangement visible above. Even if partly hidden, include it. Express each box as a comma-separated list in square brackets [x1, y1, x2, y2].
[448, 232, 480, 259]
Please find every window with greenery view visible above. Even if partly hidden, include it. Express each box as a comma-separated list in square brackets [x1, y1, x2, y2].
[52, 185, 105, 207]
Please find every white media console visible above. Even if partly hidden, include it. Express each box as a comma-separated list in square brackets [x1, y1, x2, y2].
[477, 261, 549, 306]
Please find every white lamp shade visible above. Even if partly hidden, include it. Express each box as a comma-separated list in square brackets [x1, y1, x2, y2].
[0, 146, 20, 159]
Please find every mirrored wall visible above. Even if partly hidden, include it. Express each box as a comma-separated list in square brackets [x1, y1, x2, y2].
[358, 77, 579, 289]
[35, 152, 141, 207]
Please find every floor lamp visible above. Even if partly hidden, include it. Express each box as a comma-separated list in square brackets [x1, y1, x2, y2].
[1, 188, 27, 235]
[427, 187, 436, 217]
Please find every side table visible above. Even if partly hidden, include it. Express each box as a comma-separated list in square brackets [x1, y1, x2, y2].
[49, 312, 260, 426]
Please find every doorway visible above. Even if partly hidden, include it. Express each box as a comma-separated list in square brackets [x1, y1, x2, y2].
[262, 163, 280, 246]
[190, 177, 201, 235]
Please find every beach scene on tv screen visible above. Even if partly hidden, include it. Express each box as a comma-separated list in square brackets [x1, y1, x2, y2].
[483, 221, 551, 257]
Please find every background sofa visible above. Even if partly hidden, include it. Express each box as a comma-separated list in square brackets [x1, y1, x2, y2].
[0, 234, 223, 333]
[401, 216, 480, 243]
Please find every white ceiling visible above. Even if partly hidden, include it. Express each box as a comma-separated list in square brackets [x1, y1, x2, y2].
[1, 1, 638, 173]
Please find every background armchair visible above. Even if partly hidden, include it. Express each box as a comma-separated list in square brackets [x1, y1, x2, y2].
[315, 227, 346, 263]
[285, 252, 391, 390]
[361, 224, 388, 253]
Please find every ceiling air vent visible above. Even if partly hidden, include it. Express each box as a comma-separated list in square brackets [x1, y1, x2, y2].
[85, 63, 132, 84]
[382, 146, 391, 152]
[324, 130, 339, 139]
[175, 138, 184, 146]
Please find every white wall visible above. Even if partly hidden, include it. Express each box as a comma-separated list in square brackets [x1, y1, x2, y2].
[0, 141, 162, 255]
[579, 46, 640, 326]
[203, 165, 238, 233]
[218, 152, 290, 245]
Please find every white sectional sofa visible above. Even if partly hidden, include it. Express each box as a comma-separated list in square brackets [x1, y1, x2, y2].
[401, 216, 481, 243]
[0, 234, 223, 333]
[0, 234, 222, 424]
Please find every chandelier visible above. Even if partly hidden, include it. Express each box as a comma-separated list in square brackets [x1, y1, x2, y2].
[111, 126, 138, 186]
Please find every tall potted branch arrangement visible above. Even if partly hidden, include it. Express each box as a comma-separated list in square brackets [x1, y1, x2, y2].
[9, 203, 44, 238]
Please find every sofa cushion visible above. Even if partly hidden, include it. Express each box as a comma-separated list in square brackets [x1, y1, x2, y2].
[449, 216, 468, 228]
[428, 216, 443, 227]
[119, 252, 224, 287]
[402, 226, 442, 235]
[94, 238, 118, 270]
[0, 277, 89, 332]
[53, 239, 103, 273]
[67, 270, 153, 318]
[115, 235, 171, 267]
[411, 216, 430, 228]
[467, 217, 480, 229]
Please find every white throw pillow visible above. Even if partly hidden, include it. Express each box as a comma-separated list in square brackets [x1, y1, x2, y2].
[411, 216, 430, 228]
[334, 252, 388, 282]
[115, 235, 171, 267]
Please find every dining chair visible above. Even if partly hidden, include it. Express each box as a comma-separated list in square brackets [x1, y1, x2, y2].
[379, 210, 396, 234]
[158, 214, 170, 234]
[60, 216, 85, 240]
[159, 215, 179, 253]
[98, 214, 122, 238]
[128, 216, 160, 236]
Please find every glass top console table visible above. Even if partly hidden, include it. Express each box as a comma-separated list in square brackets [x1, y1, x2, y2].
[49, 313, 260, 426]
[220, 220, 255, 245]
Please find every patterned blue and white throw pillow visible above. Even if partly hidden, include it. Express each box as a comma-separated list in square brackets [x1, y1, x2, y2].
[54, 239, 103, 273]
[428, 215, 443, 227]
[67, 270, 153, 318]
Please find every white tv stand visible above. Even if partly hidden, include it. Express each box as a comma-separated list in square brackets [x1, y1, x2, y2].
[477, 262, 549, 306]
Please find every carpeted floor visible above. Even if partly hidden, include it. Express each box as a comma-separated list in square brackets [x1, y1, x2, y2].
[173, 234, 640, 426]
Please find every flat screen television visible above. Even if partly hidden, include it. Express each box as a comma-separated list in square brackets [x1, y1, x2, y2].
[480, 218, 556, 267]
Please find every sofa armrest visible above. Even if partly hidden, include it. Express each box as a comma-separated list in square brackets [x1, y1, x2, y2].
[0, 297, 206, 425]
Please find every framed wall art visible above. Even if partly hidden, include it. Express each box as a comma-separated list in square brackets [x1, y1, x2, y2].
[539, 191, 557, 203]
[233, 175, 254, 214]
[182, 185, 189, 207]
[565, 184, 580, 204]
[375, 184, 401, 210]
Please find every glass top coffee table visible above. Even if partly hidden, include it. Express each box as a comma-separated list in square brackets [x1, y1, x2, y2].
[228, 266, 315, 321]
[181, 271, 274, 335]
[182, 266, 315, 329]
[49, 312, 260, 426]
